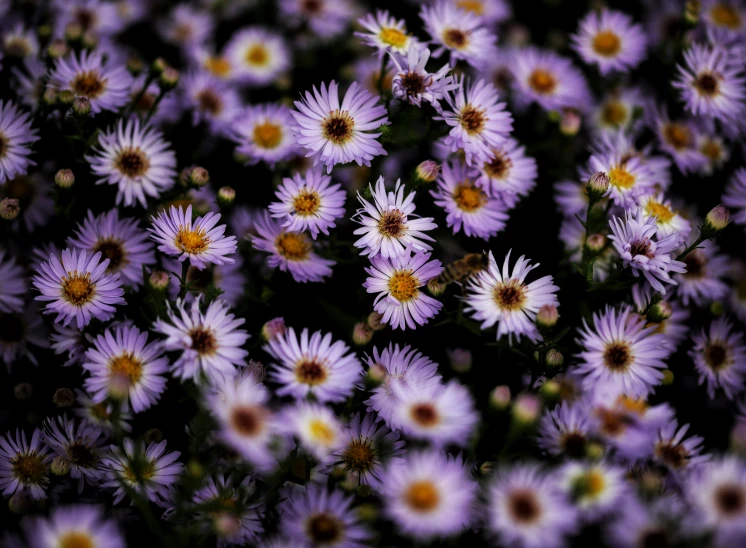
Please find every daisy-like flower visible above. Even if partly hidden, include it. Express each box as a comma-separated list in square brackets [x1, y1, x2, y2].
[537, 401, 594, 459]
[268, 169, 346, 239]
[465, 250, 559, 344]
[574, 306, 670, 399]
[291, 80, 388, 174]
[686, 456, 746, 546]
[353, 177, 436, 259]
[690, 317, 746, 399]
[33, 249, 125, 329]
[381, 450, 476, 539]
[636, 192, 692, 239]
[389, 44, 457, 108]
[280, 402, 344, 461]
[674, 43, 746, 123]
[232, 103, 299, 167]
[698, 131, 730, 175]
[251, 212, 335, 283]
[50, 323, 86, 368]
[448, 0, 511, 23]
[487, 464, 578, 548]
[159, 4, 214, 51]
[436, 78, 513, 167]
[0, 306, 48, 371]
[631, 284, 691, 350]
[73, 390, 132, 436]
[652, 112, 707, 174]
[356, 10, 414, 58]
[588, 153, 657, 208]
[279, 0, 355, 40]
[223, 27, 290, 86]
[0, 429, 50, 500]
[53, 0, 128, 37]
[328, 413, 405, 489]
[68, 209, 155, 287]
[279, 484, 371, 547]
[82, 325, 168, 413]
[0, 250, 25, 314]
[571, 9, 647, 75]
[3, 24, 39, 59]
[24, 504, 125, 548]
[609, 208, 687, 294]
[653, 419, 710, 473]
[702, 0, 746, 44]
[181, 71, 243, 138]
[511, 47, 591, 112]
[607, 495, 690, 548]
[724, 168, 746, 227]
[472, 138, 538, 206]
[420, 0, 497, 68]
[592, 87, 645, 135]
[86, 118, 177, 208]
[149, 205, 237, 270]
[102, 438, 183, 507]
[364, 249, 443, 330]
[559, 461, 629, 518]
[153, 297, 249, 382]
[0, 101, 38, 185]
[675, 241, 730, 306]
[206, 370, 277, 471]
[431, 159, 509, 239]
[42, 415, 106, 491]
[391, 380, 478, 447]
[48, 51, 133, 114]
[265, 327, 362, 403]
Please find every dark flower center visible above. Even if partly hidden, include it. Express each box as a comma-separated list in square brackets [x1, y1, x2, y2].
[189, 327, 217, 355]
[560, 431, 587, 458]
[307, 513, 342, 544]
[443, 29, 467, 48]
[494, 282, 525, 311]
[230, 406, 264, 436]
[322, 111, 354, 144]
[296, 359, 328, 385]
[341, 439, 375, 473]
[704, 342, 729, 370]
[655, 442, 688, 469]
[401, 72, 425, 96]
[115, 148, 150, 178]
[68, 441, 98, 467]
[663, 123, 691, 150]
[629, 239, 653, 258]
[484, 152, 513, 179]
[683, 251, 706, 279]
[508, 489, 541, 524]
[695, 73, 719, 96]
[410, 403, 439, 426]
[378, 209, 405, 238]
[603, 342, 632, 371]
[72, 71, 106, 98]
[196, 89, 223, 116]
[12, 453, 47, 483]
[93, 239, 126, 271]
[715, 484, 745, 516]
[460, 106, 486, 134]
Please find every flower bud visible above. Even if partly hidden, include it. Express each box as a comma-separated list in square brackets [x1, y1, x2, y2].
[144, 428, 163, 444]
[585, 442, 605, 461]
[560, 109, 581, 136]
[661, 369, 674, 385]
[540, 379, 561, 402]
[46, 39, 68, 59]
[149, 270, 169, 290]
[51, 455, 71, 476]
[151, 57, 169, 76]
[181, 165, 210, 187]
[587, 171, 610, 200]
[447, 348, 472, 373]
[352, 322, 374, 346]
[55, 168, 75, 188]
[187, 459, 205, 478]
[14, 382, 33, 400]
[218, 186, 235, 206]
[415, 160, 440, 183]
[427, 278, 445, 296]
[57, 89, 75, 106]
[0, 198, 20, 220]
[490, 385, 511, 410]
[512, 393, 541, 425]
[545, 349, 564, 368]
[703, 205, 730, 235]
[53, 388, 75, 408]
[367, 311, 387, 331]
[356, 503, 379, 522]
[159, 67, 180, 90]
[536, 304, 559, 329]
[72, 96, 92, 117]
[585, 233, 606, 253]
[261, 317, 286, 342]
[64, 22, 83, 43]
[213, 513, 242, 538]
[366, 363, 387, 387]
[42, 86, 58, 106]
[646, 300, 672, 323]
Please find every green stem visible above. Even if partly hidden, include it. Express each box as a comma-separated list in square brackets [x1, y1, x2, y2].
[128, 73, 156, 117]
[144, 89, 167, 123]
[675, 233, 707, 262]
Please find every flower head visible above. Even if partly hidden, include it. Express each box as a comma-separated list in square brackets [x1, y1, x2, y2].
[223, 27, 290, 86]
[231, 103, 299, 167]
[390, 44, 457, 108]
[24, 504, 125, 548]
[571, 9, 647, 74]
[0, 100, 38, 184]
[0, 428, 51, 500]
[356, 10, 414, 58]
[690, 317, 746, 399]
[42, 415, 106, 491]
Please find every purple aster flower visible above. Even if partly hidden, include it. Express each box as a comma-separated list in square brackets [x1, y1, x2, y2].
[636, 192, 692, 239]
[268, 169, 346, 239]
[24, 504, 125, 548]
[0, 101, 38, 184]
[571, 9, 647, 75]
[675, 241, 730, 306]
[181, 70, 243, 138]
[223, 27, 291, 87]
[674, 43, 746, 123]
[68, 209, 155, 287]
[2, 172, 54, 233]
[291, 81, 388, 174]
[152, 297, 249, 382]
[49, 50, 133, 115]
[420, 0, 498, 68]
[265, 326, 362, 403]
[149, 205, 237, 270]
[472, 137, 537, 206]
[278, 402, 344, 461]
[279, 0, 355, 40]
[653, 419, 710, 474]
[431, 159, 509, 239]
[251, 212, 335, 283]
[588, 152, 657, 208]
[50, 323, 87, 368]
[537, 401, 594, 459]
[701, 0, 746, 45]
[279, 484, 371, 547]
[592, 87, 646, 135]
[690, 317, 746, 399]
[42, 415, 106, 492]
[724, 168, 746, 227]
[0, 428, 51, 500]
[356, 10, 415, 58]
[159, 4, 214, 51]
[487, 464, 578, 548]
[33, 249, 125, 329]
[86, 118, 177, 208]
[559, 460, 630, 518]
[465, 250, 559, 344]
[449, 0, 511, 24]
[381, 450, 477, 539]
[390, 44, 458, 108]
[231, 103, 299, 167]
[53, 0, 128, 37]
[607, 495, 691, 547]
[73, 390, 132, 436]
[82, 325, 168, 413]
[0, 249, 25, 314]
[353, 177, 436, 259]
[574, 306, 670, 399]
[363, 248, 443, 330]
[651, 111, 707, 174]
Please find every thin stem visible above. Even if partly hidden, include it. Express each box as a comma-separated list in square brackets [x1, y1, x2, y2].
[144, 89, 167, 123]
[127, 73, 156, 117]
[675, 233, 707, 262]
[178, 261, 189, 300]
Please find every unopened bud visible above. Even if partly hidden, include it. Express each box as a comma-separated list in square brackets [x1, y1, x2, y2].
[352, 322, 374, 346]
[427, 278, 445, 296]
[0, 198, 20, 220]
[53, 388, 75, 408]
[536, 304, 559, 329]
[55, 169, 75, 188]
[37, 24, 52, 41]
[218, 186, 235, 206]
[661, 369, 674, 385]
[684, 0, 701, 25]
[64, 22, 83, 43]
[149, 270, 169, 290]
[415, 160, 440, 183]
[585, 233, 606, 253]
[587, 171, 610, 200]
[144, 428, 163, 444]
[57, 90, 75, 106]
[42, 86, 58, 106]
[187, 459, 205, 478]
[159, 67, 180, 90]
[585, 442, 605, 461]
[82, 31, 99, 49]
[151, 57, 169, 75]
[512, 393, 541, 424]
[703, 205, 730, 235]
[261, 317, 286, 342]
[181, 166, 210, 187]
[540, 379, 561, 401]
[546, 349, 564, 368]
[647, 300, 672, 323]
[490, 385, 511, 410]
[447, 348, 472, 373]
[366, 363, 386, 386]
[47, 39, 68, 59]
[127, 56, 146, 75]
[72, 96, 91, 117]
[560, 109, 581, 136]
[367, 311, 387, 331]
[14, 382, 33, 400]
[51, 455, 71, 476]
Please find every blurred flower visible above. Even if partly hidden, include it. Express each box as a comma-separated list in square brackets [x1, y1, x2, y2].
[42, 415, 106, 492]
[0, 100, 38, 184]
[356, 10, 414, 58]
[571, 9, 647, 75]
[690, 317, 746, 399]
[0, 428, 51, 500]
[23, 504, 125, 548]
[232, 103, 299, 167]
[223, 27, 290, 86]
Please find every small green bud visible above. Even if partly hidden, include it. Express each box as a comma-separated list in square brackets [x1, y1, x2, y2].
[55, 169, 75, 188]
[0, 198, 20, 220]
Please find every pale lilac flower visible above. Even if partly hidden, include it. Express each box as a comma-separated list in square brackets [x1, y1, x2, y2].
[571, 9, 647, 75]
[472, 138, 538, 206]
[159, 4, 214, 51]
[652, 112, 707, 174]
[653, 419, 710, 473]
[537, 401, 594, 459]
[356, 10, 414, 58]
[231, 103, 299, 167]
[690, 317, 746, 399]
[181, 71, 243, 138]
[558, 461, 629, 518]
[223, 27, 290, 86]
[278, 402, 344, 461]
[42, 415, 106, 491]
[0, 250, 25, 314]
[24, 504, 125, 548]
[675, 241, 730, 306]
[0, 100, 38, 184]
[0, 428, 50, 500]
[389, 44, 457, 108]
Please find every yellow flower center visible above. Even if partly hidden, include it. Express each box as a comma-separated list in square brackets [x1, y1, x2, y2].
[245, 44, 269, 66]
[711, 4, 743, 29]
[175, 228, 209, 254]
[205, 56, 231, 77]
[72, 70, 106, 98]
[456, 0, 484, 15]
[584, 470, 606, 496]
[293, 189, 321, 216]
[493, 280, 526, 311]
[62, 273, 96, 306]
[253, 121, 283, 149]
[308, 419, 336, 446]
[380, 27, 408, 48]
[453, 181, 487, 212]
[616, 395, 648, 415]
[109, 352, 143, 384]
[700, 139, 723, 160]
[601, 100, 628, 126]
[528, 69, 557, 94]
[405, 481, 440, 512]
[460, 105, 486, 135]
[341, 440, 375, 473]
[123, 459, 155, 482]
[645, 200, 675, 223]
[275, 232, 312, 261]
[663, 123, 691, 150]
[443, 28, 468, 49]
[388, 271, 418, 302]
[592, 30, 622, 56]
[608, 166, 635, 189]
[59, 532, 95, 548]
[295, 358, 328, 385]
[322, 110, 354, 144]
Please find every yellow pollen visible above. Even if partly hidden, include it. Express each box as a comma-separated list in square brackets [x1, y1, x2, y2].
[616, 395, 648, 415]
[456, 0, 485, 15]
[292, 189, 321, 216]
[663, 123, 691, 150]
[528, 69, 556, 94]
[12, 453, 47, 482]
[608, 166, 635, 189]
[253, 121, 283, 149]
[123, 460, 155, 482]
[405, 481, 440, 512]
[601, 100, 628, 126]
[72, 70, 106, 98]
[275, 232, 312, 261]
[592, 30, 622, 56]
[62, 273, 95, 306]
[59, 532, 95, 548]
[308, 419, 336, 446]
[245, 44, 269, 66]
[711, 5, 743, 29]
[380, 27, 408, 48]
[701, 139, 723, 160]
[175, 228, 209, 254]
[109, 353, 143, 384]
[584, 470, 606, 497]
[453, 181, 487, 212]
[205, 56, 231, 77]
[645, 200, 675, 223]
[388, 271, 418, 302]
